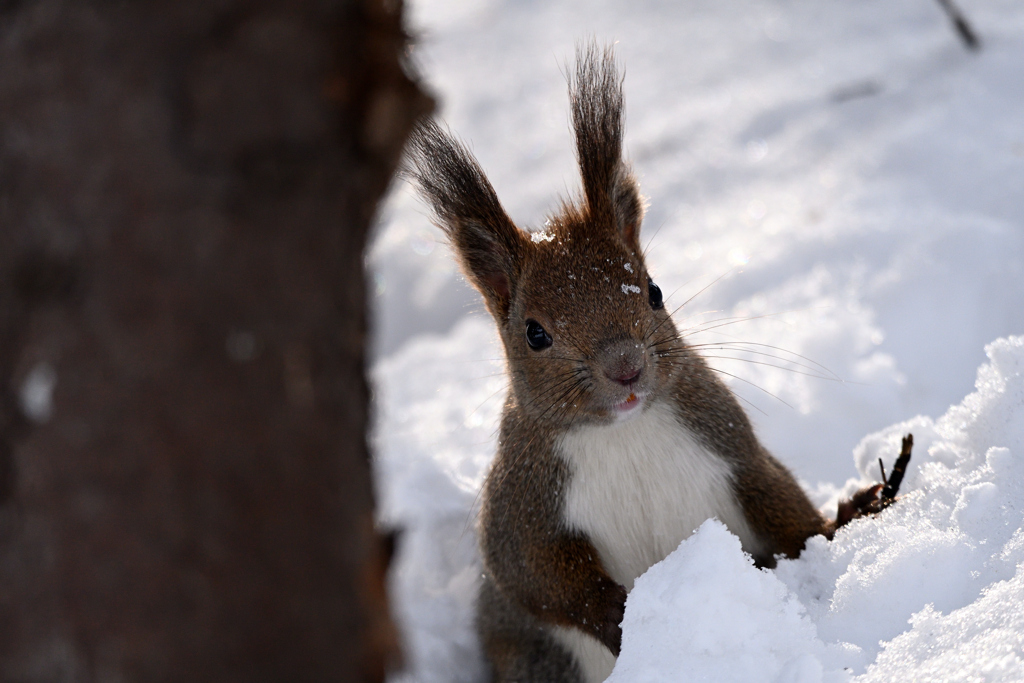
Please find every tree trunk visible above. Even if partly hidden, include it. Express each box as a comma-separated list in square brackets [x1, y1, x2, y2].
[0, 1, 429, 681]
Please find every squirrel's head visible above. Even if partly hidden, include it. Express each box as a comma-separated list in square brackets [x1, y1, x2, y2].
[408, 44, 683, 427]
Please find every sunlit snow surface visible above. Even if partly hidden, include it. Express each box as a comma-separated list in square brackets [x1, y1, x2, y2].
[371, 0, 1024, 680]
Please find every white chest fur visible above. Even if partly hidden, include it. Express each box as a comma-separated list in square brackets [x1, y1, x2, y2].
[557, 401, 761, 588]
[551, 401, 763, 683]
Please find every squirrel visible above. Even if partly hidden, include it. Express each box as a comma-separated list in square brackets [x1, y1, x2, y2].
[408, 43, 862, 683]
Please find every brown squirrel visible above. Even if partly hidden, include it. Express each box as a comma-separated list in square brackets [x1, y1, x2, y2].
[408, 43, 857, 683]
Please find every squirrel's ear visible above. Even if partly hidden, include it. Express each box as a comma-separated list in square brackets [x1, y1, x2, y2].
[570, 42, 644, 251]
[407, 120, 527, 321]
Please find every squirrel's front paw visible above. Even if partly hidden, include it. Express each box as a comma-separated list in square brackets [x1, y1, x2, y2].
[835, 482, 884, 527]
[594, 581, 627, 656]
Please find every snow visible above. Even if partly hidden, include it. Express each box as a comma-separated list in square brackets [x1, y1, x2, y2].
[369, 0, 1024, 680]
[374, 318, 500, 683]
[608, 520, 849, 683]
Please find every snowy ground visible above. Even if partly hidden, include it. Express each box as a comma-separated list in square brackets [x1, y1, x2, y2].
[369, 1, 1024, 680]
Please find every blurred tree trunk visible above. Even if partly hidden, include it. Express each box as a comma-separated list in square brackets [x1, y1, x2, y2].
[0, 1, 429, 681]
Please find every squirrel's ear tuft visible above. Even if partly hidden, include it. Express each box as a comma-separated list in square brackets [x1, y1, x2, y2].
[406, 119, 527, 321]
[570, 42, 644, 251]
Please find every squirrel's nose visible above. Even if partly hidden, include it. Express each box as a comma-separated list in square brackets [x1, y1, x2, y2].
[606, 366, 642, 385]
[599, 338, 645, 385]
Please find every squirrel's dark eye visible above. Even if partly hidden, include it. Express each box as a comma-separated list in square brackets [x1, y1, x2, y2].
[648, 279, 664, 310]
[525, 319, 552, 350]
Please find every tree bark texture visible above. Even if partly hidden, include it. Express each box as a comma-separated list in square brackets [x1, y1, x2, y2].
[0, 1, 430, 681]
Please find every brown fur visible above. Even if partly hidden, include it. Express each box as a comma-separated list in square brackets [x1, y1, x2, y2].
[408, 42, 829, 681]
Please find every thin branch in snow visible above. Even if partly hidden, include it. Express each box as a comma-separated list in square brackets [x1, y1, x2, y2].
[880, 433, 914, 503]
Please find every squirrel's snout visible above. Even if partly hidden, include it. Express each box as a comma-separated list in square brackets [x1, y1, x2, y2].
[599, 339, 646, 386]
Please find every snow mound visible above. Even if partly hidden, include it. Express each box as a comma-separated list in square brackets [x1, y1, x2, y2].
[609, 519, 847, 683]
[796, 335, 1024, 679]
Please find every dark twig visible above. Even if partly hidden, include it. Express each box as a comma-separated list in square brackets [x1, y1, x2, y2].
[935, 0, 981, 51]
[832, 433, 914, 532]
[880, 434, 913, 503]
